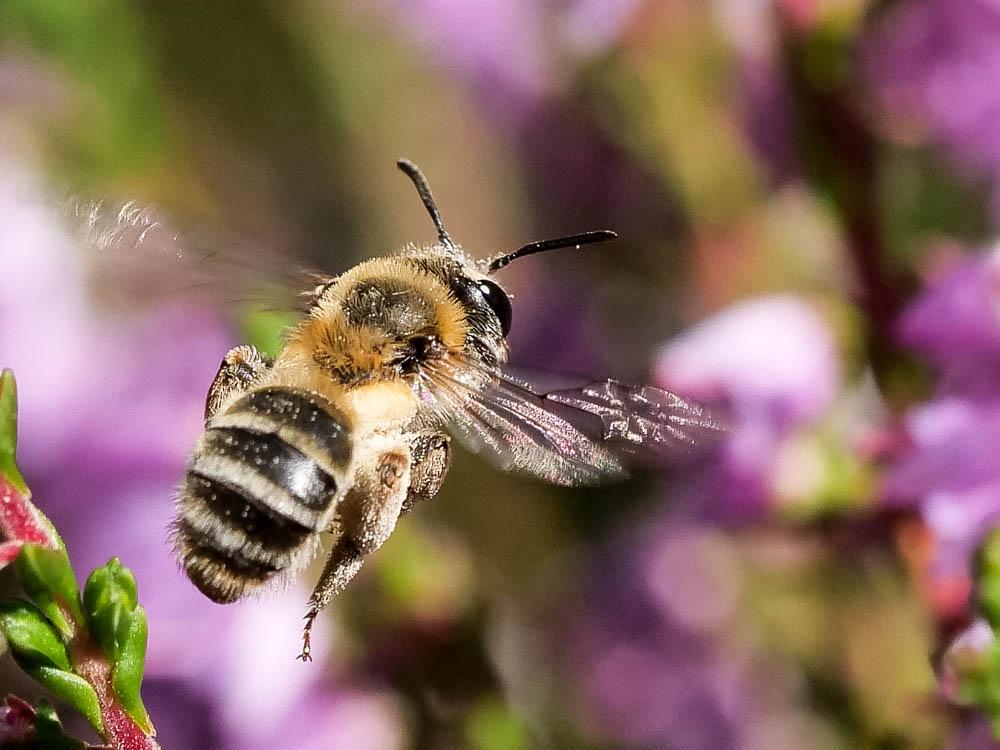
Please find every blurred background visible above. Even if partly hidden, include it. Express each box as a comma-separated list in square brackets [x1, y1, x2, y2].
[2, 0, 1000, 747]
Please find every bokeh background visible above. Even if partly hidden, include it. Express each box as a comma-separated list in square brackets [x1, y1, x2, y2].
[2, 0, 1000, 747]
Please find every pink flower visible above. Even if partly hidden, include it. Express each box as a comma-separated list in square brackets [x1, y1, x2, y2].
[655, 295, 840, 517]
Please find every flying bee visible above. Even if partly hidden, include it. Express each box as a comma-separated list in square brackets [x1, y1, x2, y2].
[161, 160, 721, 661]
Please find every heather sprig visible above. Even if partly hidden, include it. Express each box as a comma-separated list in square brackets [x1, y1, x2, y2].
[0, 369, 158, 749]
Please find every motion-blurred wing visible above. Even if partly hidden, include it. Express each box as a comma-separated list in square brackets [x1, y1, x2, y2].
[422, 361, 721, 486]
[59, 197, 318, 313]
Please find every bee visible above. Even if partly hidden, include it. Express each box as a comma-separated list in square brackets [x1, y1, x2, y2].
[165, 160, 720, 661]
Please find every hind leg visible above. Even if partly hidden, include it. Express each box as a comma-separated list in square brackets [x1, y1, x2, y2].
[299, 528, 363, 661]
[299, 440, 411, 661]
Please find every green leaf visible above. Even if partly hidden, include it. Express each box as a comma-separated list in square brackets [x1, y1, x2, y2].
[29, 665, 103, 736]
[0, 369, 27, 495]
[83, 557, 138, 661]
[17, 544, 83, 636]
[981, 533, 1000, 630]
[0, 602, 104, 737]
[0, 599, 71, 671]
[465, 697, 530, 750]
[112, 605, 151, 732]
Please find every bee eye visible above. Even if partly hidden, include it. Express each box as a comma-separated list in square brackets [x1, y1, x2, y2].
[477, 279, 512, 336]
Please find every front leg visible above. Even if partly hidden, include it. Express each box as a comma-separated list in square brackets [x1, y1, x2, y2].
[204, 344, 272, 420]
[300, 438, 410, 661]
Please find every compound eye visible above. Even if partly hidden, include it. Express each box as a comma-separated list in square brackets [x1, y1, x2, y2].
[477, 279, 512, 336]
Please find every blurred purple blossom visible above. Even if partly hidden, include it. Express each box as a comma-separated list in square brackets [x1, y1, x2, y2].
[365, 0, 552, 107]
[889, 249, 1000, 584]
[863, 0, 1000, 220]
[0, 157, 397, 748]
[364, 0, 641, 112]
[655, 295, 840, 517]
[569, 519, 831, 749]
[559, 0, 643, 56]
[713, 0, 800, 182]
[735, 52, 798, 183]
[896, 248, 1000, 395]
[949, 719, 1000, 750]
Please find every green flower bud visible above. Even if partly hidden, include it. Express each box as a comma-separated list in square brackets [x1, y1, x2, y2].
[83, 557, 139, 661]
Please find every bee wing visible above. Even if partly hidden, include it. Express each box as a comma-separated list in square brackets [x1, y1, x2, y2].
[421, 360, 722, 487]
[58, 196, 321, 313]
[539, 378, 723, 465]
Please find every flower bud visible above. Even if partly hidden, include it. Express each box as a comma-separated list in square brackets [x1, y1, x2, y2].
[83, 557, 138, 662]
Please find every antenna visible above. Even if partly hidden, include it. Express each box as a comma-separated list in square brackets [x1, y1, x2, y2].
[396, 159, 454, 248]
[488, 230, 617, 273]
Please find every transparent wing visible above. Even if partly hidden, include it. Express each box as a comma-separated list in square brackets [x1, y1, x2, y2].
[421, 359, 721, 487]
[58, 196, 322, 314]
[541, 378, 723, 464]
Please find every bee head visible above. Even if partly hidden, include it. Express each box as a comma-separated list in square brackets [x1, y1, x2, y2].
[299, 162, 618, 386]
[395, 159, 616, 366]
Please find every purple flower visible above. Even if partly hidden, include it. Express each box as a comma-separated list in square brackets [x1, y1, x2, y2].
[863, 0, 1000, 220]
[714, 0, 800, 182]
[889, 249, 1000, 584]
[654, 295, 841, 517]
[362, 0, 551, 109]
[559, 0, 644, 56]
[361, 0, 642, 112]
[227, 689, 404, 750]
[737, 56, 798, 182]
[567, 517, 833, 749]
[897, 247, 1000, 396]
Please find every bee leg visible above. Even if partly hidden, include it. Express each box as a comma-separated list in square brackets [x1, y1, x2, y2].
[401, 431, 451, 514]
[299, 444, 411, 661]
[204, 344, 273, 420]
[299, 527, 362, 662]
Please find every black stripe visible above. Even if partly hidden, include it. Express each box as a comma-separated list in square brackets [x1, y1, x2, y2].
[225, 388, 352, 467]
[178, 519, 284, 580]
[183, 473, 310, 553]
[199, 427, 338, 511]
[185, 534, 282, 579]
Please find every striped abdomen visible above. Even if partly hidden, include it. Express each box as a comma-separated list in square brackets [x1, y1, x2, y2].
[173, 387, 352, 603]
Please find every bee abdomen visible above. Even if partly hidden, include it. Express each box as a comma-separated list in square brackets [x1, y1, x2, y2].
[174, 388, 352, 604]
